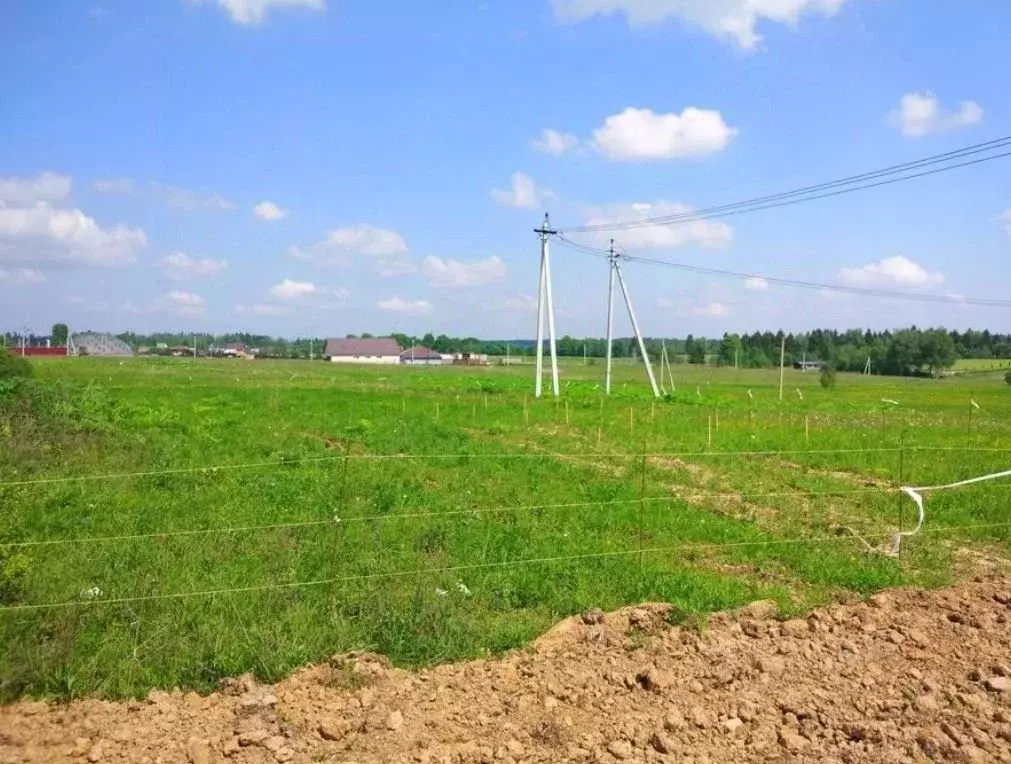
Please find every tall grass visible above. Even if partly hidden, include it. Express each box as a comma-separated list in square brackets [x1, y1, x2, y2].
[0, 356, 1007, 699]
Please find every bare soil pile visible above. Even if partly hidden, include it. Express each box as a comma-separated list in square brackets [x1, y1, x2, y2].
[4, 579, 1011, 763]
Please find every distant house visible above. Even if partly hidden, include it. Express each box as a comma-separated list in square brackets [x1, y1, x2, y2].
[323, 337, 401, 364]
[793, 360, 822, 372]
[222, 342, 250, 358]
[400, 346, 443, 366]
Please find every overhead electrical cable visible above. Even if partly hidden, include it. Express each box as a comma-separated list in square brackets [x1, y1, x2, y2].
[561, 137, 1011, 233]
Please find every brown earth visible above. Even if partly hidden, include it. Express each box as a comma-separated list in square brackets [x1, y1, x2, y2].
[4, 579, 1011, 764]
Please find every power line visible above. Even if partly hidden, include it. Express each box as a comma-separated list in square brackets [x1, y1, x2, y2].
[562, 137, 1011, 233]
[620, 254, 1011, 308]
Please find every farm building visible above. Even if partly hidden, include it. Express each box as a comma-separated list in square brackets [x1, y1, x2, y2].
[323, 337, 401, 364]
[793, 360, 822, 371]
[400, 346, 443, 366]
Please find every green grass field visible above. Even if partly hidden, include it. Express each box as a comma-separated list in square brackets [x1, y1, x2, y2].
[1, 356, 1009, 700]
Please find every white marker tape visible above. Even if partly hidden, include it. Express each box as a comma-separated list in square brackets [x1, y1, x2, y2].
[971, 399, 980, 410]
[881, 398, 899, 406]
[796, 388, 803, 400]
[747, 389, 753, 399]
[895, 469, 1011, 555]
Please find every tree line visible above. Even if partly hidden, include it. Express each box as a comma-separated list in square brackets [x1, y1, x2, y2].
[7, 326, 1010, 377]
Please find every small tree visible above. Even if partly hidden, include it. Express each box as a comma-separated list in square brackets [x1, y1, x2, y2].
[1005, 370, 1011, 386]
[51, 323, 69, 347]
[819, 364, 837, 389]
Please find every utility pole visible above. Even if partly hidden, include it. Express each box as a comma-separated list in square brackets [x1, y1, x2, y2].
[607, 240, 660, 398]
[534, 213, 560, 397]
[778, 334, 786, 401]
[605, 240, 616, 395]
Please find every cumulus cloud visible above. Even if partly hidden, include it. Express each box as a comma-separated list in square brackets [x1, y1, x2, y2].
[693, 301, 729, 317]
[269, 278, 317, 300]
[162, 251, 228, 281]
[375, 260, 418, 277]
[889, 92, 983, 138]
[0, 171, 72, 205]
[0, 268, 46, 285]
[591, 107, 736, 161]
[154, 183, 237, 212]
[581, 200, 733, 250]
[157, 290, 205, 316]
[92, 178, 134, 194]
[838, 256, 944, 288]
[234, 303, 294, 316]
[744, 276, 769, 290]
[489, 172, 551, 210]
[378, 296, 433, 314]
[290, 224, 408, 265]
[503, 294, 537, 311]
[422, 255, 507, 288]
[0, 202, 147, 267]
[551, 0, 852, 50]
[253, 200, 288, 221]
[531, 129, 580, 156]
[189, 0, 325, 25]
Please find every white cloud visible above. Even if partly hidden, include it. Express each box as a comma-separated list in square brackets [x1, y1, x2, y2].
[0, 202, 147, 267]
[92, 178, 134, 194]
[376, 259, 418, 277]
[0, 172, 72, 205]
[253, 200, 288, 221]
[378, 296, 433, 314]
[744, 276, 769, 290]
[693, 301, 728, 317]
[656, 297, 674, 308]
[503, 294, 537, 311]
[235, 303, 294, 316]
[0, 267, 46, 285]
[155, 183, 237, 212]
[552, 0, 851, 50]
[157, 290, 205, 316]
[531, 129, 580, 156]
[592, 107, 736, 161]
[291, 224, 408, 265]
[490, 172, 551, 210]
[421, 255, 507, 288]
[189, 0, 325, 25]
[581, 200, 733, 250]
[889, 92, 983, 138]
[269, 278, 317, 300]
[1000, 209, 1011, 237]
[838, 256, 944, 288]
[162, 251, 228, 281]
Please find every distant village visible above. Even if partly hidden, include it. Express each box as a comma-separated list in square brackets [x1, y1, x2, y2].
[135, 337, 491, 365]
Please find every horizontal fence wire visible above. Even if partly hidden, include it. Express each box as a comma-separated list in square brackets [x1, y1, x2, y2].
[4, 522, 1010, 614]
[2, 446, 1008, 488]
[0, 484, 929, 549]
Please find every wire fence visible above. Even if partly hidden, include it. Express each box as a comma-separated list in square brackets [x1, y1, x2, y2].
[3, 520, 1010, 613]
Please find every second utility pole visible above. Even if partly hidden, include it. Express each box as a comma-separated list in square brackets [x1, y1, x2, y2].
[534, 213, 560, 398]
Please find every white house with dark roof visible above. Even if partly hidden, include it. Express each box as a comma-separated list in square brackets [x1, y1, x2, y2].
[323, 338, 402, 364]
[399, 346, 444, 366]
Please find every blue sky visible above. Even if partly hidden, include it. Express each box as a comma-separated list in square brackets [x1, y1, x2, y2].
[1, 0, 1009, 339]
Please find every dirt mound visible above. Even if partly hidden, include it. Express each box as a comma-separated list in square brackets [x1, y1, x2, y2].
[5, 581, 1011, 763]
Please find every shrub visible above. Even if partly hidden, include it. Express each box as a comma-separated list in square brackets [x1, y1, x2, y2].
[1006, 370, 1011, 386]
[0, 347, 32, 382]
[819, 364, 837, 389]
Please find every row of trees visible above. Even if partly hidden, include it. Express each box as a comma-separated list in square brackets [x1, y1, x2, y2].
[7, 325, 1003, 377]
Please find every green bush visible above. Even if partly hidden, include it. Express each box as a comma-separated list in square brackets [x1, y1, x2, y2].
[0, 346, 32, 381]
[820, 364, 837, 389]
